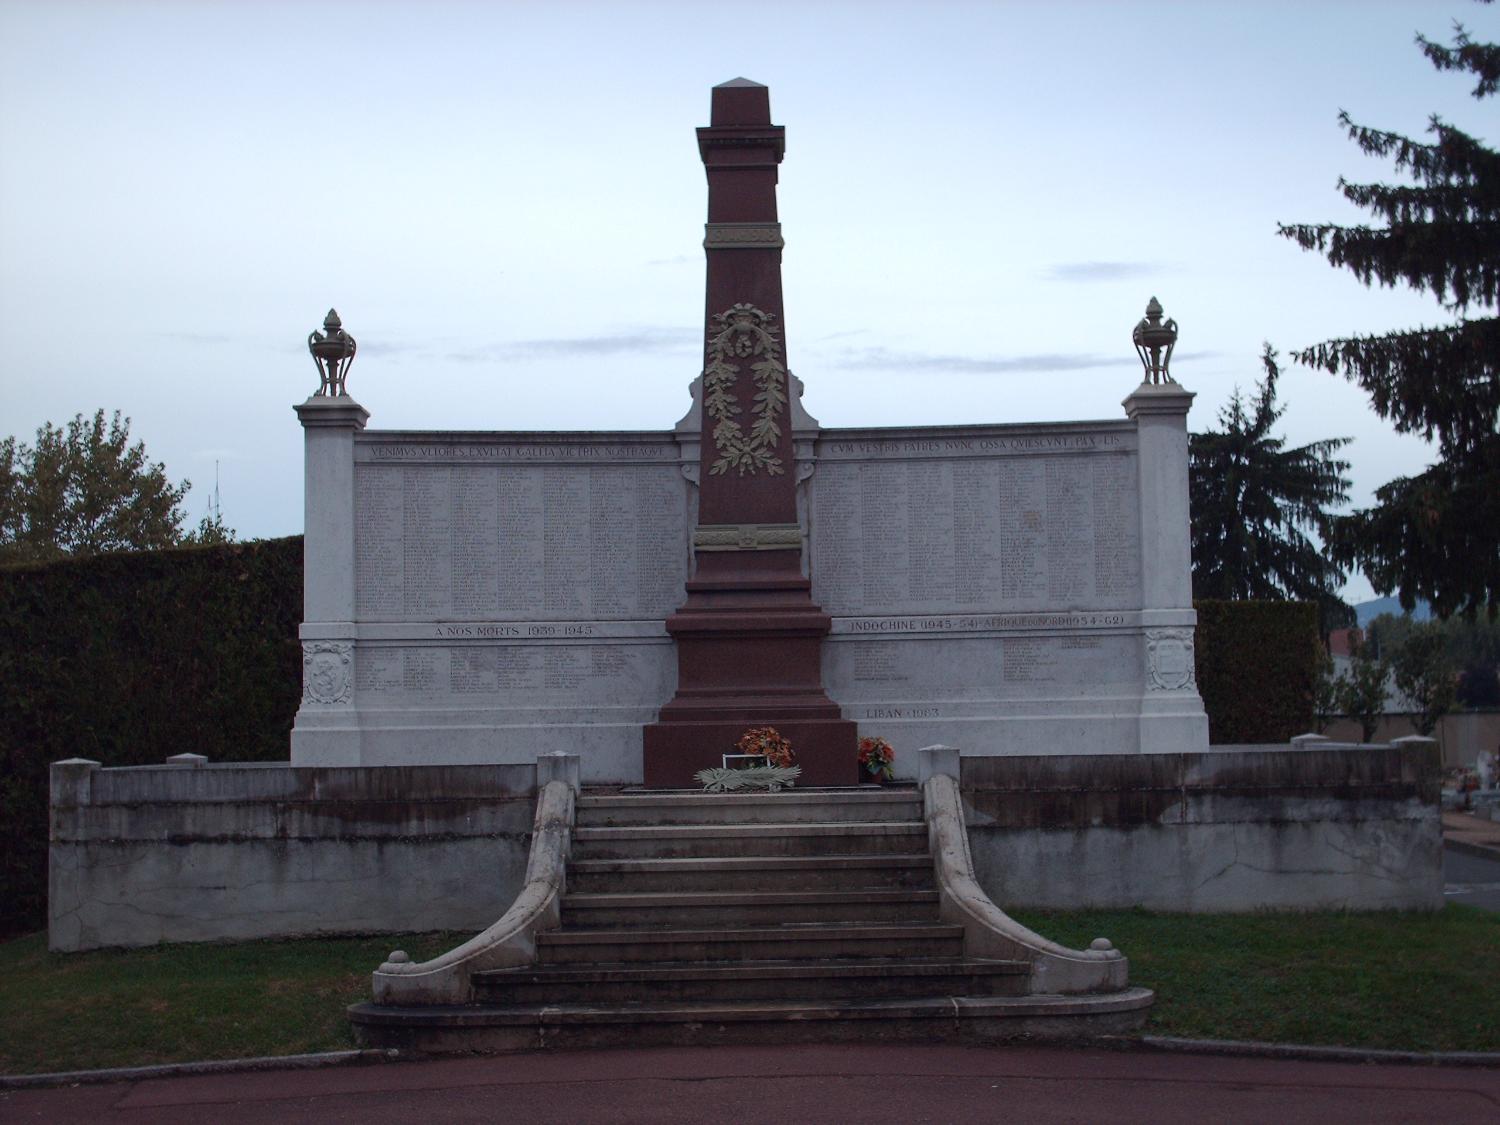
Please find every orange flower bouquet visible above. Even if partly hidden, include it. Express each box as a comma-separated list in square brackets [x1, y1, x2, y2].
[737, 726, 795, 768]
[858, 736, 895, 782]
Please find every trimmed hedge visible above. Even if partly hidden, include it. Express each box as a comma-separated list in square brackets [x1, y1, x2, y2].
[1194, 599, 1320, 744]
[0, 538, 303, 937]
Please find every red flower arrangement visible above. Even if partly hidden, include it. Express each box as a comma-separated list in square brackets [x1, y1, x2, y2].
[858, 736, 895, 781]
[737, 726, 795, 768]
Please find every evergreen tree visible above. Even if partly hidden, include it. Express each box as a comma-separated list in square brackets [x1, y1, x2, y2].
[1278, 6, 1500, 619]
[1189, 345, 1353, 627]
[0, 411, 192, 564]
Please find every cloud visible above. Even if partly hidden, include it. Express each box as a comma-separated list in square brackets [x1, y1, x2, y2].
[354, 340, 420, 357]
[1041, 262, 1157, 282]
[836, 346, 1129, 375]
[447, 328, 699, 363]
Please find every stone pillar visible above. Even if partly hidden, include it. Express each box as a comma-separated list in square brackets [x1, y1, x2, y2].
[643, 80, 857, 787]
[1123, 382, 1209, 753]
[290, 395, 369, 765]
[50, 758, 100, 810]
[1124, 383, 1194, 611]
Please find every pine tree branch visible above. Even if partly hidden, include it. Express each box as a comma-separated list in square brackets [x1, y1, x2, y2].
[1276, 219, 1500, 311]
[1418, 20, 1500, 99]
[1292, 318, 1500, 456]
[1327, 437, 1500, 620]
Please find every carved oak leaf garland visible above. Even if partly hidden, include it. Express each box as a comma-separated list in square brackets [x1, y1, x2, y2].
[704, 303, 787, 476]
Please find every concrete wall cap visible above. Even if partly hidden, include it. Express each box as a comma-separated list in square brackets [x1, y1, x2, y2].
[164, 753, 209, 767]
[918, 745, 961, 784]
[536, 752, 581, 794]
[1290, 733, 1331, 747]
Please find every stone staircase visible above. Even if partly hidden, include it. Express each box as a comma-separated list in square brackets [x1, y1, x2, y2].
[350, 784, 1152, 1051]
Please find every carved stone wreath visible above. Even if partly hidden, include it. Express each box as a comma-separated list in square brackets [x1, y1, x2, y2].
[302, 641, 353, 705]
[1145, 628, 1197, 692]
[703, 303, 787, 476]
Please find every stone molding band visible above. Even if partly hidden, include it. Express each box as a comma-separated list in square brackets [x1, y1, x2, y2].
[693, 522, 802, 551]
[704, 222, 785, 250]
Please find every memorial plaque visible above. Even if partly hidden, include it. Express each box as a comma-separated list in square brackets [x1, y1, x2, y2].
[809, 432, 1141, 618]
[352, 443, 689, 623]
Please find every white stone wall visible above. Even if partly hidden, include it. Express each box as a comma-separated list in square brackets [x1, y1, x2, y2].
[809, 417, 1206, 762]
[292, 388, 1208, 779]
[292, 428, 693, 780]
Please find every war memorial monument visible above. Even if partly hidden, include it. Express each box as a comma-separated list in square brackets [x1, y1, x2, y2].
[49, 80, 1443, 1049]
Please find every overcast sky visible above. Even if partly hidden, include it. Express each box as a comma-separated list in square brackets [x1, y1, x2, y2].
[1, 0, 1491, 602]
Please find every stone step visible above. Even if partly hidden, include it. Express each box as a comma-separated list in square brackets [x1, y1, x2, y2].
[535, 922, 965, 964]
[472, 957, 1030, 1005]
[348, 989, 1157, 1052]
[559, 889, 940, 928]
[565, 854, 936, 894]
[576, 788, 921, 827]
[570, 821, 929, 860]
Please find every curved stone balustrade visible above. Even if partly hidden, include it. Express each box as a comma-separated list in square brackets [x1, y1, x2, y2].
[922, 767, 1129, 995]
[372, 775, 577, 1005]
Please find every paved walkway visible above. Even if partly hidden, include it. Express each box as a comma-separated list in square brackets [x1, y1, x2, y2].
[1445, 809, 1500, 857]
[3, 1045, 1498, 1124]
[1445, 845, 1500, 912]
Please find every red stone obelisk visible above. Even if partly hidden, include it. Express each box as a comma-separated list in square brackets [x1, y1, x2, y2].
[642, 79, 857, 788]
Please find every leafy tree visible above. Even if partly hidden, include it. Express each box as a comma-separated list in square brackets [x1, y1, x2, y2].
[1278, 6, 1500, 620]
[1365, 611, 1417, 661]
[0, 411, 196, 564]
[1392, 623, 1458, 735]
[1339, 638, 1391, 742]
[185, 510, 237, 547]
[1313, 646, 1344, 732]
[1189, 345, 1354, 629]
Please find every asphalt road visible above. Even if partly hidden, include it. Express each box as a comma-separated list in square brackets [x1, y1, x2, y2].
[1444, 845, 1500, 912]
[3, 1045, 1498, 1125]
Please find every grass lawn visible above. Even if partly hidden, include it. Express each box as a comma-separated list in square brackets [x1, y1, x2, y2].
[0, 930, 467, 1077]
[1011, 905, 1500, 1053]
[2, 906, 1497, 1075]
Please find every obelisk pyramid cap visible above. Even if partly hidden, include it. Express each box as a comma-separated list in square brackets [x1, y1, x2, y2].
[711, 77, 771, 125]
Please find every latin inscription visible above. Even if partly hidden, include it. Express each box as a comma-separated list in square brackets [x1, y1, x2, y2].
[822, 432, 1129, 458]
[364, 443, 671, 461]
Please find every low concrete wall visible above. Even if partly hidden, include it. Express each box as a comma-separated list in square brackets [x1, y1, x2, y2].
[960, 743, 1443, 912]
[1323, 711, 1500, 770]
[49, 760, 536, 952]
